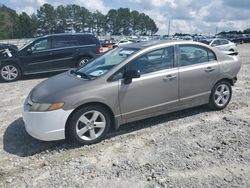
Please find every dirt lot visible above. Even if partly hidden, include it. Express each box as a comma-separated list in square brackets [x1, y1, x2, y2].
[0, 44, 250, 188]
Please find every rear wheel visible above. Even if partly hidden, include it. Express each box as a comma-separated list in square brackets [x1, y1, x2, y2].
[0, 63, 21, 82]
[209, 81, 232, 110]
[67, 105, 111, 145]
[77, 57, 91, 68]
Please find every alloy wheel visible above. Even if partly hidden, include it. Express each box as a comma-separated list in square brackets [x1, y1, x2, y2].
[76, 110, 106, 141]
[214, 84, 231, 107]
[1, 65, 19, 81]
[79, 59, 89, 67]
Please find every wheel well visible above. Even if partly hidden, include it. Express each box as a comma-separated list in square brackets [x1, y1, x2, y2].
[216, 78, 234, 86]
[65, 102, 115, 137]
[77, 55, 92, 62]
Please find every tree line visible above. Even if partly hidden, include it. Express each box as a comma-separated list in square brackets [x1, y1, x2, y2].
[0, 4, 158, 40]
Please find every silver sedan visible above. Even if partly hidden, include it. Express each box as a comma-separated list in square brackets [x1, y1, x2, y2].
[23, 40, 241, 145]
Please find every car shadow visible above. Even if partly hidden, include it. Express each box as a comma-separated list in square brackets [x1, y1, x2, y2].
[3, 105, 211, 157]
[0, 71, 65, 83]
[22, 72, 61, 80]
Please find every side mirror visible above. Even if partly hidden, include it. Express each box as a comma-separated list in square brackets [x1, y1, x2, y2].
[27, 48, 33, 54]
[211, 43, 217, 47]
[123, 70, 141, 84]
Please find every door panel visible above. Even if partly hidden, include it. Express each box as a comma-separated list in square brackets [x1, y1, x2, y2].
[50, 36, 78, 69]
[118, 46, 179, 120]
[20, 38, 54, 73]
[179, 61, 220, 99]
[178, 45, 220, 104]
[48, 48, 76, 69]
[119, 68, 179, 119]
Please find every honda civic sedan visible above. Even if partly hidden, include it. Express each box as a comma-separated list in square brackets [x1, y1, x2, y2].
[23, 40, 241, 145]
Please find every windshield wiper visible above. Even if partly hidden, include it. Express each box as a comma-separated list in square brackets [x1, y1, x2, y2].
[70, 70, 92, 80]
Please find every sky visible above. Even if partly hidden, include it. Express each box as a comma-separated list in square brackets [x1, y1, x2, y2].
[1, 0, 250, 35]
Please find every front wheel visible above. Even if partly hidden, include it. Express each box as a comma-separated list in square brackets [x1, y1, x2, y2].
[0, 63, 21, 82]
[209, 81, 232, 110]
[66, 105, 111, 145]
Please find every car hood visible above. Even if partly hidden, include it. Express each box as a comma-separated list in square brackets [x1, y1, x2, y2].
[0, 48, 18, 59]
[30, 71, 90, 103]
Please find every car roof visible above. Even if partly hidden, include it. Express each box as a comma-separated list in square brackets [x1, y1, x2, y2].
[122, 40, 209, 50]
[39, 33, 95, 39]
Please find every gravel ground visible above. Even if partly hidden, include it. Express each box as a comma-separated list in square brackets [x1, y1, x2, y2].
[0, 44, 250, 188]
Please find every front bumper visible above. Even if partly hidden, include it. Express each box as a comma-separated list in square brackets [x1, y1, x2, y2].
[22, 98, 73, 141]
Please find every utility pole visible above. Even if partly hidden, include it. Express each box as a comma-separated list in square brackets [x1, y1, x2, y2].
[168, 19, 171, 37]
[215, 27, 218, 36]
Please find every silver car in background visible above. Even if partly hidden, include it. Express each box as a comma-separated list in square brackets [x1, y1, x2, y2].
[201, 38, 237, 53]
[23, 40, 241, 145]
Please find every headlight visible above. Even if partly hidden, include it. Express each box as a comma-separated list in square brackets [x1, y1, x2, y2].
[29, 102, 64, 112]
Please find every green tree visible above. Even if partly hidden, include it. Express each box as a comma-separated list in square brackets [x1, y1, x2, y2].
[55, 5, 68, 33]
[243, 28, 250, 34]
[130, 10, 140, 35]
[0, 3, 159, 39]
[80, 7, 91, 32]
[0, 5, 19, 39]
[37, 3, 57, 35]
[116, 8, 131, 35]
[92, 11, 105, 35]
[17, 12, 34, 38]
[106, 9, 118, 35]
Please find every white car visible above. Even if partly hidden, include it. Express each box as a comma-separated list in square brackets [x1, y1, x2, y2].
[114, 40, 134, 47]
[201, 38, 237, 52]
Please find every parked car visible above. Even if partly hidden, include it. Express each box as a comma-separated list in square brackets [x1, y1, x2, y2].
[23, 40, 241, 145]
[231, 36, 250, 44]
[99, 39, 115, 53]
[113, 39, 134, 47]
[0, 33, 102, 82]
[200, 38, 237, 52]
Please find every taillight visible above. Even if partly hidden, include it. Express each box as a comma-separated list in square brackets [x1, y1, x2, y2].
[99, 47, 109, 54]
[98, 47, 104, 54]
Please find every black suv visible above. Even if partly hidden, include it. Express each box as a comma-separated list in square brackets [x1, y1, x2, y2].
[0, 33, 101, 82]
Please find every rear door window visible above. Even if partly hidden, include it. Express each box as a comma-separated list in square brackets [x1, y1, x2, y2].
[78, 36, 97, 45]
[220, 40, 229, 45]
[179, 45, 209, 66]
[208, 50, 217, 61]
[53, 36, 76, 48]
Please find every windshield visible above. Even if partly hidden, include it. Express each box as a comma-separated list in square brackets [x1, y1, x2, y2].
[76, 47, 138, 78]
[19, 39, 35, 51]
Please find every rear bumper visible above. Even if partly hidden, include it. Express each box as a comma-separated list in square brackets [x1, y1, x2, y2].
[22, 98, 73, 141]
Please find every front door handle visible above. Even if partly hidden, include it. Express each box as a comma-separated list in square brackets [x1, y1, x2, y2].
[205, 67, 215, 72]
[49, 52, 53, 56]
[163, 75, 177, 81]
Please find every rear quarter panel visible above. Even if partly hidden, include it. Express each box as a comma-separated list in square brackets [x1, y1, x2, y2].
[215, 51, 241, 83]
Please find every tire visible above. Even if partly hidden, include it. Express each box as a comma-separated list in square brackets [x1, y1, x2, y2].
[77, 57, 91, 68]
[0, 63, 21, 82]
[66, 105, 111, 145]
[209, 81, 232, 110]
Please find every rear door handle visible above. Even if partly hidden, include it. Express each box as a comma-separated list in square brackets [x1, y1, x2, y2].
[49, 52, 53, 56]
[205, 67, 215, 72]
[163, 75, 177, 81]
